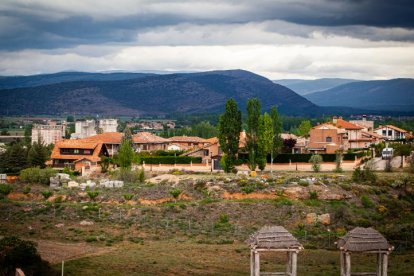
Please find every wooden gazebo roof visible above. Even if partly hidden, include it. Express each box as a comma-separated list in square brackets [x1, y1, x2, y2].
[246, 226, 303, 250]
[336, 227, 393, 252]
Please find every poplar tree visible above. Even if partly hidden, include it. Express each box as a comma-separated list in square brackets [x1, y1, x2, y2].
[218, 99, 242, 173]
[246, 98, 261, 171]
[257, 112, 274, 171]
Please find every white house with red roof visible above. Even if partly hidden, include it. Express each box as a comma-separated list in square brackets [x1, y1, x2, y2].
[374, 125, 408, 141]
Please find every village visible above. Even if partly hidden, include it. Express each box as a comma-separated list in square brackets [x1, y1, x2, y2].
[1, 107, 414, 275]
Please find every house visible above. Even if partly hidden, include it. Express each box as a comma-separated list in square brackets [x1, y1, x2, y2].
[133, 132, 170, 151]
[185, 137, 221, 162]
[31, 121, 66, 145]
[49, 140, 109, 172]
[308, 124, 347, 154]
[82, 131, 170, 155]
[350, 115, 374, 132]
[167, 136, 208, 151]
[374, 125, 408, 141]
[333, 117, 368, 149]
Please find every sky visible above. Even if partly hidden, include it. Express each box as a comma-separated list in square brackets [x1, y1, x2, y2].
[0, 0, 414, 79]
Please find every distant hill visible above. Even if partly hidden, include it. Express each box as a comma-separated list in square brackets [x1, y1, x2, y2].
[305, 78, 414, 111]
[274, 78, 358, 95]
[0, 71, 154, 89]
[0, 69, 322, 116]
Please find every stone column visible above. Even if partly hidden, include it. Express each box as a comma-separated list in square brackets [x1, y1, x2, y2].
[345, 252, 351, 276]
[382, 253, 388, 276]
[377, 253, 383, 276]
[254, 251, 260, 276]
[291, 251, 298, 276]
[286, 251, 292, 275]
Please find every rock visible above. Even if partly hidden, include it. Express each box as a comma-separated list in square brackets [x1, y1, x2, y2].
[148, 174, 179, 185]
[68, 181, 79, 188]
[207, 185, 222, 193]
[56, 173, 71, 180]
[80, 220, 94, 226]
[306, 213, 317, 224]
[318, 213, 331, 225]
[237, 170, 249, 175]
[47, 195, 66, 203]
[100, 180, 124, 188]
[55, 223, 64, 228]
[283, 186, 304, 199]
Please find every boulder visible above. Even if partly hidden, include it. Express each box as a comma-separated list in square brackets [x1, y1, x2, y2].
[283, 186, 305, 199]
[68, 181, 79, 188]
[148, 174, 179, 185]
[55, 223, 64, 228]
[80, 220, 94, 226]
[318, 213, 331, 225]
[306, 213, 317, 224]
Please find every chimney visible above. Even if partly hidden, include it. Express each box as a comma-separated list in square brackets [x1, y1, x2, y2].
[362, 115, 366, 121]
[332, 116, 338, 124]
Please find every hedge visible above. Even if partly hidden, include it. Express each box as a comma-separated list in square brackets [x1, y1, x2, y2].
[140, 156, 202, 164]
[268, 153, 361, 163]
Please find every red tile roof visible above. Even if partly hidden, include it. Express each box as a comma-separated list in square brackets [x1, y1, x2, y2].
[377, 125, 408, 133]
[335, 118, 364, 130]
[133, 132, 169, 144]
[51, 140, 104, 162]
[83, 132, 123, 144]
[168, 136, 208, 143]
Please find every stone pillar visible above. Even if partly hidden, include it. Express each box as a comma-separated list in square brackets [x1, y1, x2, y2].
[291, 251, 298, 276]
[345, 252, 351, 276]
[254, 251, 260, 276]
[377, 253, 383, 276]
[286, 251, 292, 275]
[382, 253, 388, 276]
[340, 252, 345, 276]
[250, 250, 254, 276]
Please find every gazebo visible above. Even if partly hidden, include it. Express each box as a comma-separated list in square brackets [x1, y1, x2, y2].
[246, 226, 303, 276]
[336, 227, 394, 276]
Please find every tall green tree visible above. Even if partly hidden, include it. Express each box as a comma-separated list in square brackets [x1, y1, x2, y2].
[118, 127, 135, 169]
[393, 143, 412, 168]
[246, 98, 261, 171]
[0, 143, 28, 174]
[257, 113, 274, 171]
[24, 124, 32, 145]
[218, 99, 242, 173]
[27, 141, 49, 168]
[298, 120, 312, 137]
[270, 106, 283, 158]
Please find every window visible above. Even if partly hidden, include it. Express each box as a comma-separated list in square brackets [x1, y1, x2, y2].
[84, 149, 91, 155]
[382, 130, 386, 135]
[204, 149, 209, 156]
[326, 137, 332, 142]
[388, 130, 392, 136]
[74, 149, 79, 154]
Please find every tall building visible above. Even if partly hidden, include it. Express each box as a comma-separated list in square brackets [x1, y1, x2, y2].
[31, 121, 66, 145]
[71, 120, 97, 139]
[99, 119, 118, 133]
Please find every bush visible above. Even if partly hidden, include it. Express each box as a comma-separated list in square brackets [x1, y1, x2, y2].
[309, 191, 318, 200]
[0, 236, 56, 276]
[41, 190, 52, 199]
[87, 191, 99, 201]
[352, 167, 377, 184]
[23, 186, 31, 195]
[0, 184, 12, 195]
[140, 156, 202, 164]
[170, 188, 182, 199]
[309, 154, 323, 172]
[361, 195, 374, 208]
[115, 168, 143, 183]
[123, 194, 134, 200]
[20, 167, 56, 185]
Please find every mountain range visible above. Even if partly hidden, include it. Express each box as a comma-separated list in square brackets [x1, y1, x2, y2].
[304, 78, 414, 112]
[0, 70, 321, 116]
[273, 78, 358, 95]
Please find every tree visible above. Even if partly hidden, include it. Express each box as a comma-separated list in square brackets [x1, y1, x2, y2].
[0, 143, 28, 174]
[65, 123, 75, 139]
[122, 127, 133, 146]
[66, 115, 75, 122]
[257, 113, 274, 171]
[270, 106, 283, 158]
[282, 138, 297, 153]
[218, 99, 242, 173]
[24, 124, 32, 145]
[118, 140, 135, 169]
[393, 143, 412, 168]
[298, 120, 312, 137]
[28, 141, 49, 168]
[246, 98, 261, 171]
[309, 154, 323, 172]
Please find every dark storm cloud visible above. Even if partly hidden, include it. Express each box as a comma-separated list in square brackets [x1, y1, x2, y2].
[0, 0, 413, 51]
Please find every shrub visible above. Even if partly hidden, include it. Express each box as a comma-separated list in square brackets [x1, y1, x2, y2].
[333, 152, 343, 173]
[241, 183, 257, 194]
[0, 184, 12, 195]
[275, 197, 293, 206]
[309, 154, 323, 172]
[140, 156, 202, 164]
[115, 168, 142, 183]
[41, 190, 52, 199]
[298, 179, 309, 187]
[361, 195, 374, 208]
[20, 167, 56, 185]
[87, 191, 99, 201]
[138, 169, 145, 182]
[0, 236, 55, 275]
[309, 191, 318, 200]
[23, 186, 31, 195]
[123, 194, 134, 201]
[352, 167, 377, 184]
[170, 188, 181, 199]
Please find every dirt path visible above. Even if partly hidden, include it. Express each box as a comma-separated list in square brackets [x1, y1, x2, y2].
[33, 239, 114, 264]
